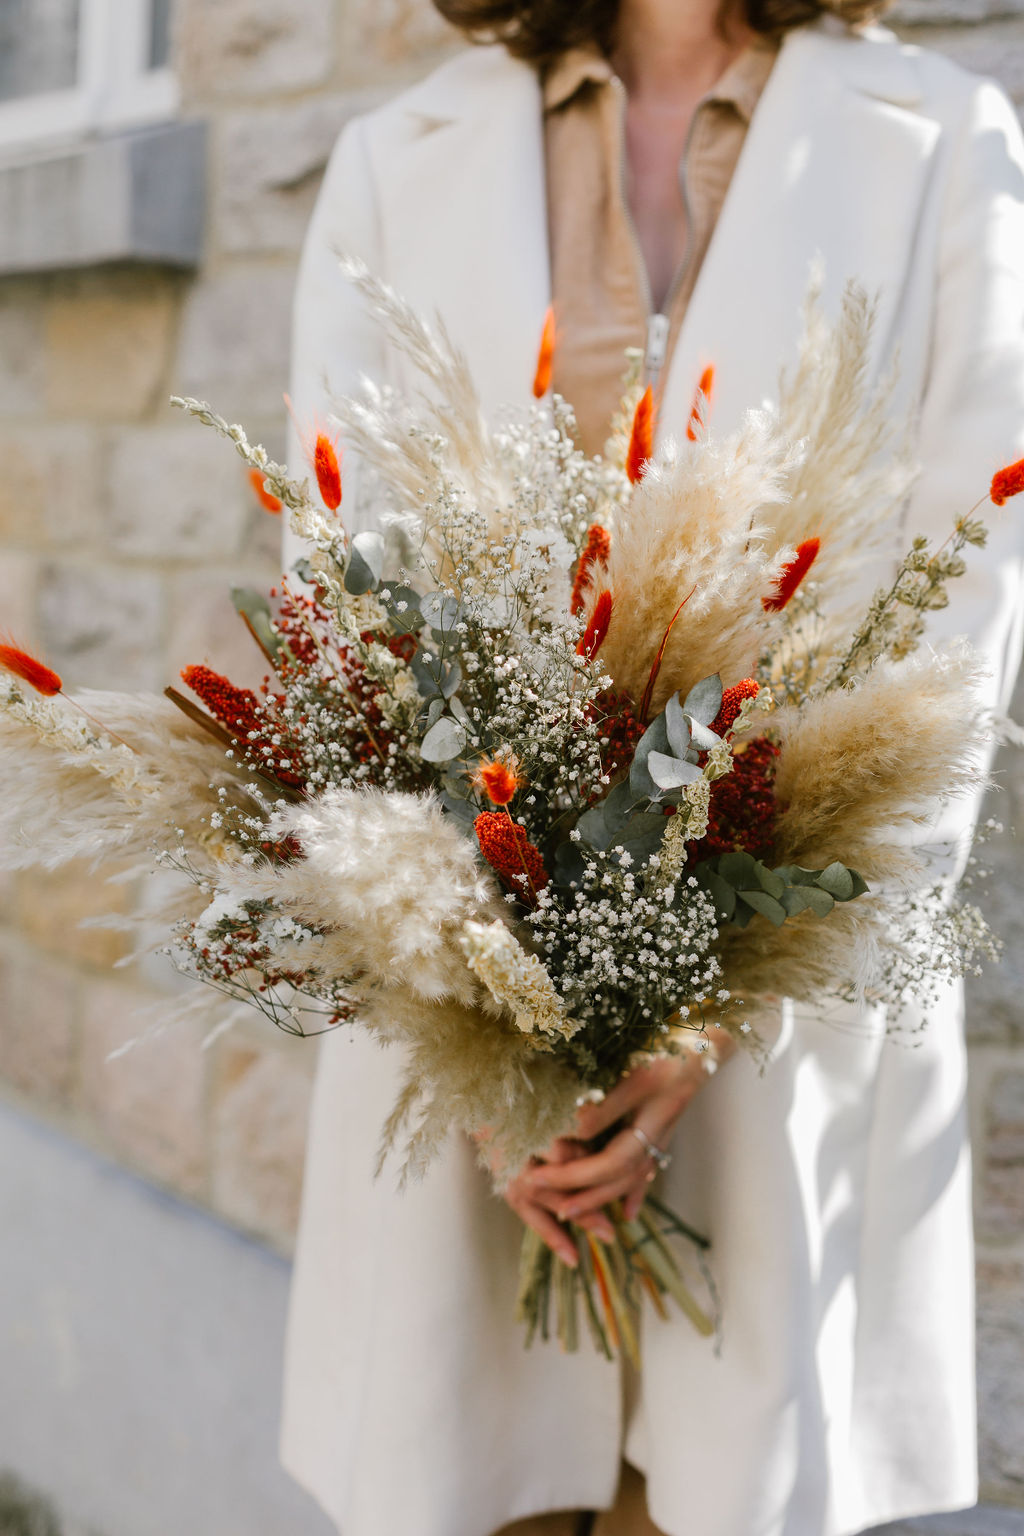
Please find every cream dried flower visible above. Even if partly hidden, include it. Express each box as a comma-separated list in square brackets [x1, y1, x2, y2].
[460, 919, 578, 1042]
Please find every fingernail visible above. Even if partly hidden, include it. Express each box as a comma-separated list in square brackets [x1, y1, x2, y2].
[562, 1251, 579, 1269]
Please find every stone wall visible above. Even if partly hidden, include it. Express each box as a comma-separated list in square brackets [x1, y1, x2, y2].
[0, 0, 1022, 1523]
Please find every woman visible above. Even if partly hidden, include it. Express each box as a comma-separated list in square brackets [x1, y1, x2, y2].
[280, 0, 1024, 1532]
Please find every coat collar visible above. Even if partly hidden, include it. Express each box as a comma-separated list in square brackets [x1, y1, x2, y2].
[376, 23, 934, 437]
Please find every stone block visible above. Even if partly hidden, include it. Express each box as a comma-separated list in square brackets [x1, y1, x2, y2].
[870, 1507, 1024, 1533]
[0, 424, 100, 548]
[166, 569, 278, 694]
[15, 862, 135, 972]
[176, 268, 294, 421]
[0, 548, 39, 644]
[44, 272, 179, 422]
[0, 937, 78, 1107]
[904, 18, 1024, 101]
[0, 280, 46, 418]
[347, 0, 455, 66]
[36, 561, 165, 691]
[215, 95, 374, 256]
[210, 1040, 313, 1247]
[979, 1070, 1024, 1240]
[105, 425, 250, 560]
[174, 0, 335, 98]
[977, 1260, 1024, 1500]
[78, 977, 208, 1195]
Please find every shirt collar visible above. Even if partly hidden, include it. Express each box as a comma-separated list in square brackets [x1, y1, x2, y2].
[543, 36, 777, 122]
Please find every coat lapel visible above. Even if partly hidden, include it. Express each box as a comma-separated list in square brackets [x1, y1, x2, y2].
[373, 47, 551, 416]
[660, 23, 940, 440]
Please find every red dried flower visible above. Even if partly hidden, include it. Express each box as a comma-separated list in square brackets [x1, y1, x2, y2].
[691, 736, 780, 863]
[570, 524, 612, 616]
[577, 589, 613, 658]
[0, 642, 62, 697]
[248, 468, 283, 514]
[314, 433, 343, 511]
[626, 386, 655, 485]
[591, 689, 645, 779]
[475, 811, 549, 897]
[711, 678, 759, 737]
[533, 306, 556, 399]
[686, 365, 715, 443]
[763, 538, 820, 613]
[181, 665, 307, 788]
[991, 457, 1024, 506]
[473, 755, 524, 806]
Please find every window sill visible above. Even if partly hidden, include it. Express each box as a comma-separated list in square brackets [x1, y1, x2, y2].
[0, 119, 206, 275]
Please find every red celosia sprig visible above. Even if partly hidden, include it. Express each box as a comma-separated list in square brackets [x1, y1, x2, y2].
[763, 538, 821, 613]
[626, 387, 655, 485]
[248, 468, 283, 514]
[181, 665, 307, 788]
[577, 590, 614, 658]
[533, 307, 556, 399]
[570, 525, 612, 616]
[991, 457, 1024, 506]
[710, 678, 759, 737]
[0, 642, 62, 697]
[475, 811, 549, 898]
[686, 365, 715, 443]
[691, 736, 780, 864]
[591, 689, 645, 781]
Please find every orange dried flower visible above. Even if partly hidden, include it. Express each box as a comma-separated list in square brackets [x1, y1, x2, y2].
[626, 386, 655, 485]
[763, 538, 820, 613]
[570, 524, 612, 616]
[710, 678, 759, 737]
[473, 754, 524, 806]
[686, 365, 715, 443]
[533, 306, 556, 399]
[577, 589, 613, 659]
[0, 642, 62, 697]
[475, 811, 549, 897]
[248, 468, 283, 514]
[991, 457, 1024, 506]
[314, 433, 343, 511]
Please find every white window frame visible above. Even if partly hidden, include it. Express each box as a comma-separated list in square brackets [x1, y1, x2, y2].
[0, 0, 178, 160]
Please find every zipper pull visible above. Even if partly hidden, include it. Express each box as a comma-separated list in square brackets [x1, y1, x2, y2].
[645, 313, 670, 380]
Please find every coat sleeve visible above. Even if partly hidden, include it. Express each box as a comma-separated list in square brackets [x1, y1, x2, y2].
[284, 112, 386, 572]
[904, 78, 1024, 717]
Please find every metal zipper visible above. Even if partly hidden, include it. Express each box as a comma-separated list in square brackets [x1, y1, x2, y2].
[612, 76, 705, 389]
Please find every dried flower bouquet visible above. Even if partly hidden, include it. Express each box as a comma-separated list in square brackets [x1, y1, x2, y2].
[1, 264, 1018, 1360]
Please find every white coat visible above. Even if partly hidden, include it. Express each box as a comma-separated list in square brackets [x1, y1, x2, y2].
[280, 20, 1024, 1536]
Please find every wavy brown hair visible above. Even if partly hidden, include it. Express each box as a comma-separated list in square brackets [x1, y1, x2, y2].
[432, 0, 886, 62]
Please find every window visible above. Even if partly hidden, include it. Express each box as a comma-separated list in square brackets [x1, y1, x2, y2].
[0, 0, 178, 157]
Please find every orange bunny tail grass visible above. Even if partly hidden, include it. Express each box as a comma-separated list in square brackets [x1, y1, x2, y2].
[248, 468, 283, 514]
[474, 811, 549, 898]
[0, 642, 62, 697]
[686, 365, 715, 443]
[314, 433, 343, 511]
[570, 524, 612, 616]
[473, 755, 524, 806]
[710, 678, 759, 737]
[532, 306, 556, 399]
[763, 538, 820, 613]
[991, 456, 1024, 506]
[626, 387, 655, 485]
[577, 589, 614, 659]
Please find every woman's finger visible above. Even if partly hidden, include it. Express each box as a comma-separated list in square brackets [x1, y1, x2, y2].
[506, 1188, 579, 1268]
[525, 1125, 647, 1193]
[574, 1068, 663, 1140]
[554, 1170, 650, 1222]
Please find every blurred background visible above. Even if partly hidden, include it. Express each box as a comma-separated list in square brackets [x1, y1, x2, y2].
[0, 2, 1021, 1534]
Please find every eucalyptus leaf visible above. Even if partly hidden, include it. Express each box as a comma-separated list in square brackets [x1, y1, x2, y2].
[290, 557, 316, 586]
[753, 862, 786, 900]
[411, 650, 442, 698]
[448, 695, 472, 729]
[737, 889, 787, 926]
[439, 791, 477, 829]
[717, 850, 760, 889]
[612, 811, 670, 862]
[647, 751, 702, 791]
[553, 840, 587, 887]
[664, 693, 691, 758]
[425, 696, 446, 730]
[380, 583, 424, 634]
[699, 866, 736, 920]
[440, 660, 463, 700]
[682, 674, 723, 727]
[780, 886, 835, 918]
[687, 718, 721, 753]
[420, 715, 466, 764]
[629, 714, 670, 798]
[344, 531, 385, 595]
[419, 591, 465, 633]
[576, 780, 643, 851]
[231, 587, 280, 657]
[817, 862, 855, 901]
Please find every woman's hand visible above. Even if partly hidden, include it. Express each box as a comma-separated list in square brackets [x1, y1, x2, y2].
[524, 1039, 735, 1229]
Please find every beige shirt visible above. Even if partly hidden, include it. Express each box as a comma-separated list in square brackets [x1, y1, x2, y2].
[544, 40, 777, 453]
